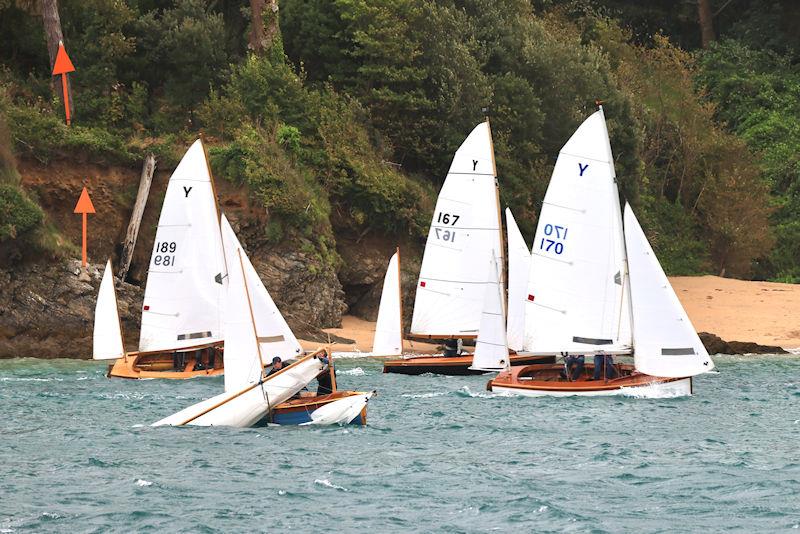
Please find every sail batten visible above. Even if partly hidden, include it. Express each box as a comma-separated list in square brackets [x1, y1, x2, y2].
[410, 122, 504, 337]
[138, 140, 227, 352]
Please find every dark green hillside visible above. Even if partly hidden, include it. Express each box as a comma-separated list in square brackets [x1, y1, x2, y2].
[0, 0, 796, 281]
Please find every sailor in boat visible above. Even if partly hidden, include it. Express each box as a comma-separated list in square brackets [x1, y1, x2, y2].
[443, 338, 463, 357]
[591, 353, 619, 381]
[267, 356, 284, 376]
[316, 354, 334, 395]
[562, 353, 585, 381]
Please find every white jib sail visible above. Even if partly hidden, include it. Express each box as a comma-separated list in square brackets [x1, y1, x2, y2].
[411, 122, 503, 337]
[624, 204, 714, 377]
[372, 251, 403, 356]
[523, 108, 632, 354]
[505, 208, 531, 352]
[93, 259, 125, 360]
[151, 355, 323, 428]
[470, 254, 509, 371]
[221, 216, 303, 364]
[139, 139, 227, 352]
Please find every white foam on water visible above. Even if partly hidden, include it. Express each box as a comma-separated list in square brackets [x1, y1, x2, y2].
[401, 391, 447, 399]
[0, 377, 63, 382]
[314, 479, 348, 492]
[135, 479, 153, 487]
[339, 367, 365, 376]
[131, 424, 144, 428]
[278, 490, 286, 495]
[620, 383, 688, 399]
[331, 351, 368, 359]
[1, 528, 15, 533]
[459, 385, 516, 399]
[537, 506, 549, 513]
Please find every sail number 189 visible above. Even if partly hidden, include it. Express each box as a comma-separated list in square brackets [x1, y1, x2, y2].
[539, 223, 568, 255]
[153, 241, 177, 266]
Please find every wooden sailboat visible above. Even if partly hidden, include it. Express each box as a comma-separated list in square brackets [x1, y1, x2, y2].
[153, 214, 373, 427]
[487, 108, 714, 397]
[98, 139, 227, 379]
[383, 121, 551, 375]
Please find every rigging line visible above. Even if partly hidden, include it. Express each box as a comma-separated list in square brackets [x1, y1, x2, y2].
[156, 223, 192, 227]
[436, 196, 471, 205]
[422, 277, 493, 284]
[477, 340, 507, 348]
[447, 172, 495, 177]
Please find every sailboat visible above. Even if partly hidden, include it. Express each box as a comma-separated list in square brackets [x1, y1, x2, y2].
[371, 248, 403, 357]
[152, 215, 325, 427]
[504, 208, 531, 353]
[487, 107, 714, 396]
[469, 254, 510, 371]
[383, 121, 551, 375]
[100, 139, 227, 379]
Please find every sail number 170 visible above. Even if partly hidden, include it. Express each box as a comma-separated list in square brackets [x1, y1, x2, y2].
[539, 223, 568, 255]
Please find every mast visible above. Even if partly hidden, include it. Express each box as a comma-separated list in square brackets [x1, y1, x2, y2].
[487, 118, 507, 303]
[201, 134, 229, 273]
[238, 248, 267, 380]
[396, 246, 404, 351]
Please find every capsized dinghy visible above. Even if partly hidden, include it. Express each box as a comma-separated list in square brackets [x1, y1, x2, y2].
[487, 107, 714, 397]
[105, 139, 227, 379]
[383, 122, 551, 375]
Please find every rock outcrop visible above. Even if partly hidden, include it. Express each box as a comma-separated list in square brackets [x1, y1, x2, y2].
[699, 332, 788, 355]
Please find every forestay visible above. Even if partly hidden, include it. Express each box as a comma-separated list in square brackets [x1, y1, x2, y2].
[221, 216, 302, 364]
[470, 254, 509, 371]
[624, 205, 714, 377]
[93, 260, 125, 360]
[411, 122, 503, 337]
[505, 208, 530, 352]
[372, 251, 403, 356]
[523, 109, 631, 354]
[139, 139, 227, 352]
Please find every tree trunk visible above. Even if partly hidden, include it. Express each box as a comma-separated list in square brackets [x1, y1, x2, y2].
[118, 154, 157, 282]
[249, 0, 280, 55]
[41, 0, 74, 120]
[698, 0, 716, 48]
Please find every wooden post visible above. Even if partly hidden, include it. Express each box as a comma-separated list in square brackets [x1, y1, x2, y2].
[118, 153, 156, 280]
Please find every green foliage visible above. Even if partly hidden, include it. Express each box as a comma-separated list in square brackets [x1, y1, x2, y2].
[277, 124, 302, 155]
[0, 182, 43, 241]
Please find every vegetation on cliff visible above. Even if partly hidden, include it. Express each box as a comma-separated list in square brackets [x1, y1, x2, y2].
[0, 0, 797, 282]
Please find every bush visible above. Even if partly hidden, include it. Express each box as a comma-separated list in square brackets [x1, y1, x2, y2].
[0, 183, 43, 241]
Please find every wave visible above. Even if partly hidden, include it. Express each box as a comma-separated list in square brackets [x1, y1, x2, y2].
[620, 383, 689, 399]
[135, 479, 153, 487]
[401, 391, 447, 399]
[314, 479, 348, 491]
[339, 367, 365, 376]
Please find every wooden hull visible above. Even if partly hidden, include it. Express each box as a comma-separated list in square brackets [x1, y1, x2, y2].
[107, 342, 224, 379]
[382, 353, 555, 376]
[487, 363, 693, 397]
[270, 391, 370, 425]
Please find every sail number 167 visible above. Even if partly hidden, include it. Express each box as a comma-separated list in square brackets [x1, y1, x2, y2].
[539, 223, 568, 255]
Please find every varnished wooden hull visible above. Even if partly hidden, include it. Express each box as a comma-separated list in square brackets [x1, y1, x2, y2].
[107, 342, 224, 379]
[487, 363, 693, 397]
[269, 391, 370, 425]
[382, 353, 555, 376]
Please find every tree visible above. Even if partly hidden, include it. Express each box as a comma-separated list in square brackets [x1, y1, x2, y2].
[41, 0, 73, 120]
[249, 0, 280, 55]
[697, 0, 715, 48]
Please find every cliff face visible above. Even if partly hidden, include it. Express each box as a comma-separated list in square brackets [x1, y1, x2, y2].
[0, 157, 402, 358]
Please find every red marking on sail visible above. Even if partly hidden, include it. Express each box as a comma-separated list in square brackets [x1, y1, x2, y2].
[143, 305, 150, 311]
[527, 294, 534, 301]
[420, 281, 426, 287]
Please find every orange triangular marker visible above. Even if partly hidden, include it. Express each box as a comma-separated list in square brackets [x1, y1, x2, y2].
[74, 187, 95, 214]
[52, 41, 75, 75]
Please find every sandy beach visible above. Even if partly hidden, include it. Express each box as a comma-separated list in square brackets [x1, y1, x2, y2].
[299, 275, 800, 353]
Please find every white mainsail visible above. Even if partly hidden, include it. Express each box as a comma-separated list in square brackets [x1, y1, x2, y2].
[139, 139, 227, 352]
[505, 208, 530, 351]
[470, 254, 509, 371]
[624, 204, 714, 377]
[372, 250, 403, 356]
[221, 216, 302, 366]
[93, 260, 125, 360]
[410, 121, 503, 337]
[523, 108, 631, 354]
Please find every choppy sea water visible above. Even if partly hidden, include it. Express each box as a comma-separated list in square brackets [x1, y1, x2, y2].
[1, 355, 798, 533]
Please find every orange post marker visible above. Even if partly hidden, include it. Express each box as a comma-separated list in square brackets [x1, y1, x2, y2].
[51, 41, 75, 126]
[74, 187, 95, 268]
